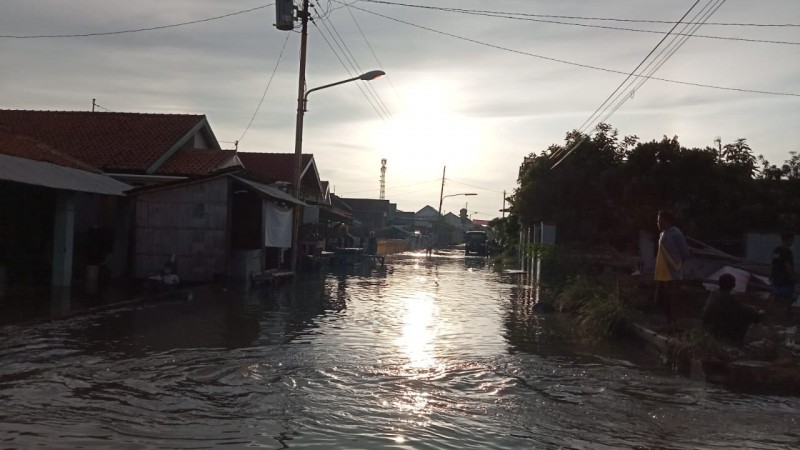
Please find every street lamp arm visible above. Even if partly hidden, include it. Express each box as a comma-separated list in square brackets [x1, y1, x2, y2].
[303, 70, 385, 106]
[441, 192, 477, 201]
[438, 192, 477, 218]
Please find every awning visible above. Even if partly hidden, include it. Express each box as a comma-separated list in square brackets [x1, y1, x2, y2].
[231, 175, 306, 206]
[0, 153, 130, 196]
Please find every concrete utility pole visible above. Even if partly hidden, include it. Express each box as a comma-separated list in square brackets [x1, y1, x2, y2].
[437, 166, 446, 218]
[502, 190, 506, 219]
[290, 0, 309, 272]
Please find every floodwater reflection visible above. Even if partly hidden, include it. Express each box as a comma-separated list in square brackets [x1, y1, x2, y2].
[399, 292, 439, 372]
[1, 251, 799, 449]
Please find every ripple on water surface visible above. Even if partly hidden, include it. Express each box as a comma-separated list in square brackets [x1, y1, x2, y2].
[1, 251, 799, 448]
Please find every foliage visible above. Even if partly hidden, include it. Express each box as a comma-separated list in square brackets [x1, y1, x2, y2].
[551, 274, 636, 336]
[575, 283, 634, 336]
[553, 275, 602, 313]
[670, 328, 727, 360]
[504, 123, 800, 251]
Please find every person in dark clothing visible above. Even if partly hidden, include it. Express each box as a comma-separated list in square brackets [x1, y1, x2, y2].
[702, 273, 761, 344]
[769, 233, 797, 313]
[366, 232, 378, 256]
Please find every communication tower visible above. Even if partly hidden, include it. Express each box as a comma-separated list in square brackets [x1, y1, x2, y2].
[380, 159, 387, 200]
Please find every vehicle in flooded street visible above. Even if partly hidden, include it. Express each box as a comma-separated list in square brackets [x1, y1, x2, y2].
[464, 230, 488, 256]
[0, 250, 798, 449]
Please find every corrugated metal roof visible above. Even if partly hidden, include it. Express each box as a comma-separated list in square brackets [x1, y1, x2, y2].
[231, 175, 306, 206]
[0, 153, 131, 196]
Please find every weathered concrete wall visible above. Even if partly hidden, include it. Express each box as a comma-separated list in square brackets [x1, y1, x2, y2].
[134, 177, 229, 282]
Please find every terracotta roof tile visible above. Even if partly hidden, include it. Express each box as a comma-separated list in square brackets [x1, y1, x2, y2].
[157, 149, 239, 176]
[0, 130, 100, 173]
[0, 110, 208, 173]
[238, 152, 313, 184]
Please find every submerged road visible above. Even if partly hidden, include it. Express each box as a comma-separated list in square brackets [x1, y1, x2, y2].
[1, 250, 798, 449]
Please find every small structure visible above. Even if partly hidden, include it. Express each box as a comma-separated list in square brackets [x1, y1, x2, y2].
[130, 172, 305, 283]
[0, 131, 130, 291]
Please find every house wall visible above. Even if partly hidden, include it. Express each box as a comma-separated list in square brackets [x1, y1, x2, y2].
[134, 177, 229, 282]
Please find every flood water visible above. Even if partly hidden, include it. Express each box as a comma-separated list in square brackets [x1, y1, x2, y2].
[1, 251, 798, 449]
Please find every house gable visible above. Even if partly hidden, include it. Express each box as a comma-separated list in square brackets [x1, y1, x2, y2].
[0, 110, 219, 174]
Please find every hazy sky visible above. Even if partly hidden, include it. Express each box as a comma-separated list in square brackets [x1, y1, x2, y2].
[2, 0, 798, 219]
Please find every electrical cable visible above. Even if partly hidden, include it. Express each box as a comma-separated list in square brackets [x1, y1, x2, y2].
[360, 0, 799, 28]
[596, 0, 728, 129]
[310, 18, 389, 120]
[1, 4, 274, 39]
[345, 5, 402, 100]
[551, 0, 726, 168]
[237, 32, 292, 144]
[574, 0, 705, 137]
[339, 177, 440, 195]
[445, 178, 505, 194]
[342, 2, 799, 98]
[314, 6, 393, 118]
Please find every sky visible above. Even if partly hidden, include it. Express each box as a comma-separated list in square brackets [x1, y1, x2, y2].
[1, 0, 798, 220]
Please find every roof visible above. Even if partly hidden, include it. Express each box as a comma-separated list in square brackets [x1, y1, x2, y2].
[338, 197, 391, 212]
[238, 152, 314, 184]
[0, 109, 217, 173]
[0, 130, 99, 173]
[230, 176, 306, 206]
[330, 194, 353, 212]
[156, 149, 239, 176]
[416, 205, 439, 217]
[0, 153, 131, 196]
[127, 171, 305, 206]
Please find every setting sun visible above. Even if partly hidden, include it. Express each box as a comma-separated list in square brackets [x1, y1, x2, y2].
[372, 81, 483, 174]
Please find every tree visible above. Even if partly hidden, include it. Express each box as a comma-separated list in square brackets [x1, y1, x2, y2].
[722, 138, 757, 177]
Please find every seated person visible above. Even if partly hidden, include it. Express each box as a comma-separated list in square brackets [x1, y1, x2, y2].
[702, 273, 760, 344]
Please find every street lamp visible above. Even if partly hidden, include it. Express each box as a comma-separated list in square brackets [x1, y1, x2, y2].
[434, 192, 476, 248]
[438, 192, 477, 218]
[291, 70, 385, 271]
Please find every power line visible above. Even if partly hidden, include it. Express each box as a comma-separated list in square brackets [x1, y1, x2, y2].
[312, 5, 393, 118]
[345, 4, 402, 99]
[595, 0, 728, 130]
[431, 4, 800, 46]
[360, 0, 799, 28]
[552, 0, 727, 168]
[338, 177, 440, 195]
[344, 2, 800, 98]
[575, 0, 706, 136]
[310, 19, 389, 120]
[237, 32, 292, 144]
[445, 178, 504, 194]
[1, 4, 274, 39]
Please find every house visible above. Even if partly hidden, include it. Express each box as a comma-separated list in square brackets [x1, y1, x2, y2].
[237, 152, 323, 203]
[0, 110, 240, 185]
[0, 109, 242, 286]
[237, 152, 353, 262]
[129, 172, 305, 283]
[337, 197, 391, 238]
[0, 131, 130, 292]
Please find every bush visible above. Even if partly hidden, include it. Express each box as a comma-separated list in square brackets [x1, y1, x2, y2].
[554, 275, 604, 313]
[575, 284, 634, 336]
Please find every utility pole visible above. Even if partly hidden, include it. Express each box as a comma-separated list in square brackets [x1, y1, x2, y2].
[436, 165, 446, 244]
[290, 0, 309, 273]
[502, 190, 506, 219]
[437, 166, 446, 218]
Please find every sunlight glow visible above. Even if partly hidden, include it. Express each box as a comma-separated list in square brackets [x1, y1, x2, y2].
[397, 292, 439, 371]
[373, 81, 483, 173]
